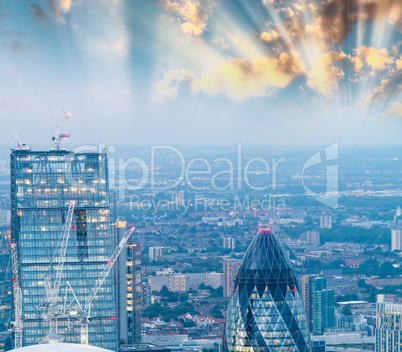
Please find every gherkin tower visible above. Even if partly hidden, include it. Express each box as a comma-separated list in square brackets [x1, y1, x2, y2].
[222, 230, 311, 352]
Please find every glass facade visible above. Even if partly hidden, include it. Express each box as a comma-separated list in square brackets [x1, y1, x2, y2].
[222, 230, 311, 352]
[10, 150, 117, 350]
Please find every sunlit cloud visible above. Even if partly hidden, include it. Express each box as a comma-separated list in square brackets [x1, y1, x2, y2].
[383, 101, 402, 118]
[368, 71, 402, 103]
[351, 47, 394, 72]
[305, 51, 347, 96]
[260, 30, 280, 43]
[160, 0, 210, 37]
[45, 0, 72, 23]
[193, 52, 305, 101]
[152, 69, 195, 102]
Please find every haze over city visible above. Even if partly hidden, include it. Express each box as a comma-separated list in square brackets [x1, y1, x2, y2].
[0, 0, 401, 146]
[1, 2, 402, 352]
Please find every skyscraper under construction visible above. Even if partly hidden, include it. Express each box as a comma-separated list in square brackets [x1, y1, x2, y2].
[10, 148, 117, 350]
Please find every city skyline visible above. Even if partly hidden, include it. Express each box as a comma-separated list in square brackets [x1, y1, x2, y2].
[0, 0, 401, 147]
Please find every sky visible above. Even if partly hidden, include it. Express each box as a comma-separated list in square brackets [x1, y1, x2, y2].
[0, 0, 401, 148]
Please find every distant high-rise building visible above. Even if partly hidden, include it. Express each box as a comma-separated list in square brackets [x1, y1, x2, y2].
[301, 275, 313, 331]
[301, 276, 330, 333]
[10, 149, 117, 349]
[376, 294, 402, 352]
[173, 191, 185, 207]
[222, 230, 311, 352]
[148, 275, 169, 292]
[149, 247, 165, 261]
[313, 289, 335, 335]
[391, 228, 402, 251]
[223, 237, 236, 250]
[205, 272, 223, 289]
[141, 282, 151, 308]
[306, 231, 320, 245]
[169, 275, 188, 292]
[223, 259, 241, 297]
[320, 215, 332, 229]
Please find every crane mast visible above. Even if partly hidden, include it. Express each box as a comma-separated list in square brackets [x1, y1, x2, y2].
[42, 201, 75, 341]
[10, 242, 23, 349]
[79, 227, 135, 345]
[52, 109, 71, 150]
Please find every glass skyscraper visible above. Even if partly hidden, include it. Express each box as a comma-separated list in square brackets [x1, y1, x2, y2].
[222, 229, 311, 352]
[117, 220, 142, 346]
[10, 149, 117, 350]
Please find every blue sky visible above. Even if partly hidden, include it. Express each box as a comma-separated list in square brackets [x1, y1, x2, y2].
[0, 0, 401, 148]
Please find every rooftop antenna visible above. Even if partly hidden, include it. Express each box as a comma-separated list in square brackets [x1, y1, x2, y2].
[52, 108, 71, 150]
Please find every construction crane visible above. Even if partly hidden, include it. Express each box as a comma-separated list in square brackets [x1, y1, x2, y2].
[10, 242, 23, 349]
[52, 108, 71, 150]
[68, 227, 135, 345]
[41, 201, 75, 341]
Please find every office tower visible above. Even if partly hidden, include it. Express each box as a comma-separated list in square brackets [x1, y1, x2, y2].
[223, 237, 236, 250]
[0, 224, 11, 333]
[117, 220, 142, 346]
[376, 294, 402, 352]
[223, 259, 241, 297]
[222, 230, 311, 352]
[306, 231, 320, 245]
[391, 228, 402, 251]
[127, 240, 142, 344]
[10, 149, 117, 349]
[313, 289, 335, 335]
[301, 275, 312, 331]
[301, 276, 332, 333]
[320, 215, 332, 229]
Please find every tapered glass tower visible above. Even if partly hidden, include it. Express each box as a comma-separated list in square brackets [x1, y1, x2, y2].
[222, 230, 311, 352]
[10, 149, 117, 350]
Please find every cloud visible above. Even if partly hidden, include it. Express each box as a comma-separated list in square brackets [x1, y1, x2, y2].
[192, 52, 305, 101]
[396, 56, 402, 70]
[212, 36, 230, 50]
[152, 69, 195, 102]
[260, 30, 280, 43]
[31, 3, 47, 22]
[306, 51, 347, 96]
[351, 46, 394, 72]
[45, 0, 72, 23]
[161, 0, 209, 37]
[2, 40, 32, 53]
[315, 0, 402, 46]
[383, 101, 402, 118]
[368, 70, 402, 102]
